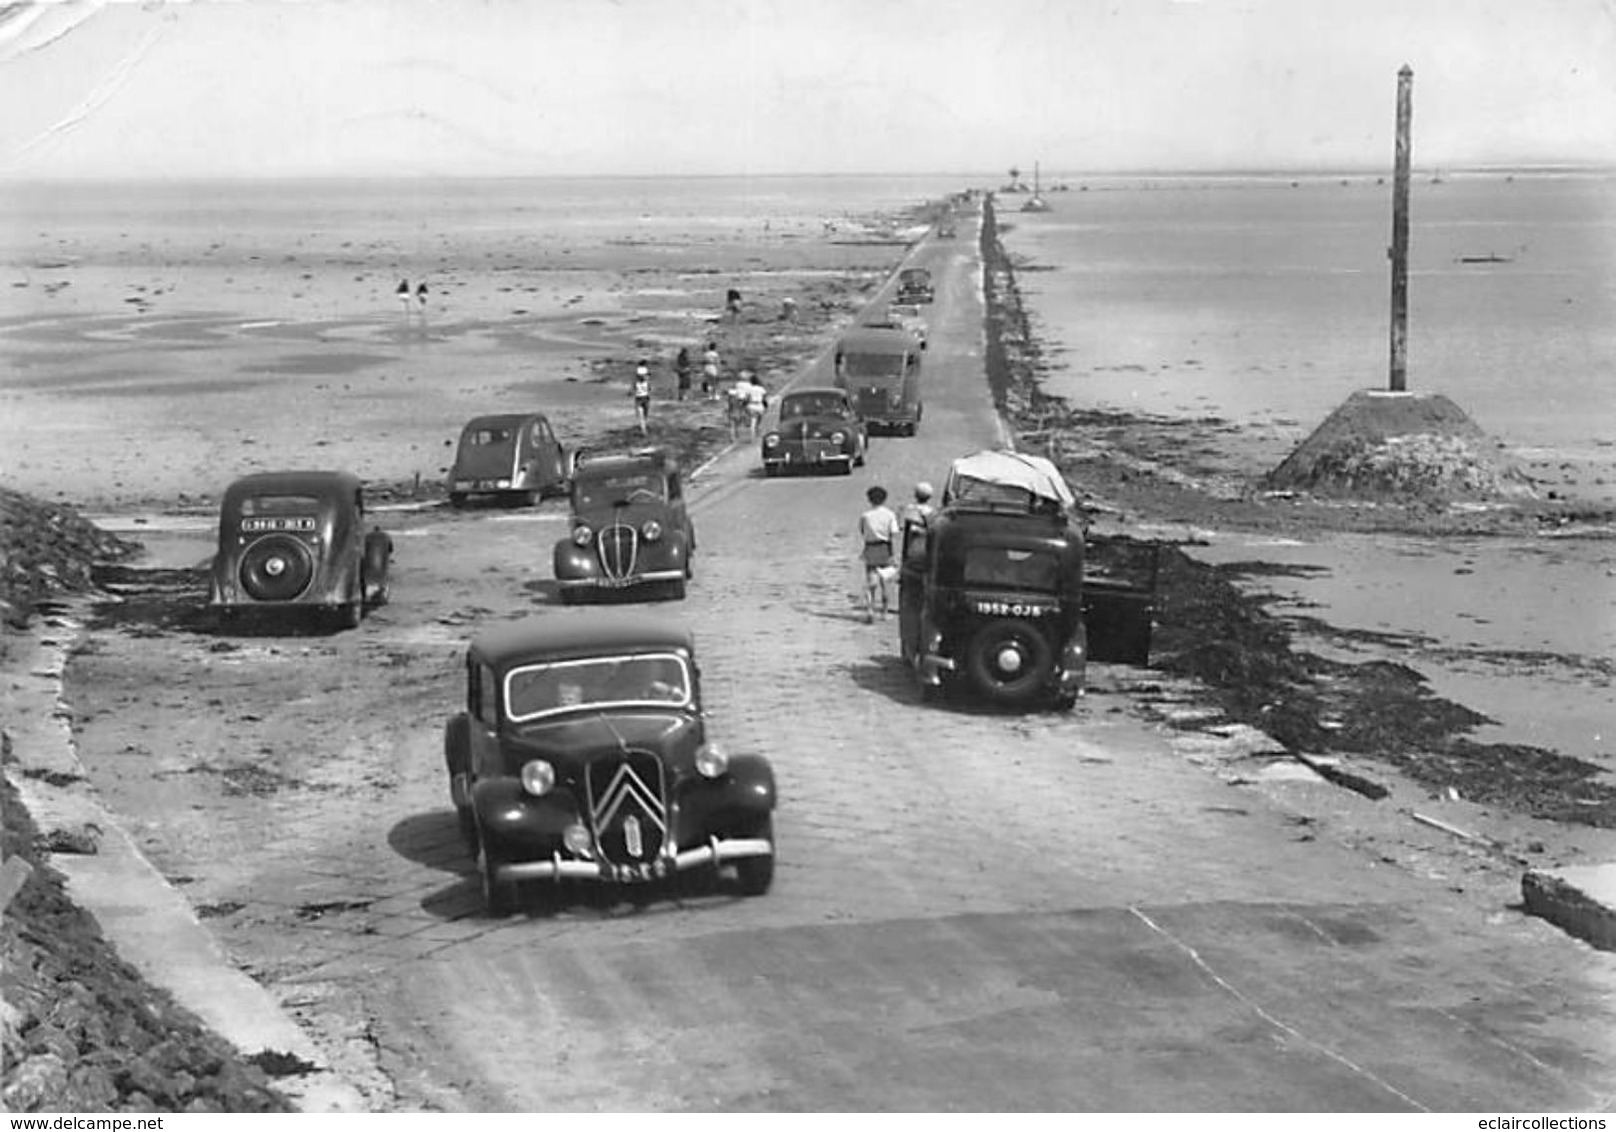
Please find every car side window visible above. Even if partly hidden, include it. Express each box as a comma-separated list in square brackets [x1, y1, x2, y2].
[476, 665, 499, 725]
[667, 474, 681, 501]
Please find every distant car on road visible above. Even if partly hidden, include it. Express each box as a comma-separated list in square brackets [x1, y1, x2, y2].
[835, 324, 924, 436]
[208, 470, 392, 630]
[899, 451, 1156, 710]
[553, 447, 694, 601]
[897, 266, 935, 304]
[447, 412, 570, 507]
[443, 616, 777, 914]
[761, 387, 869, 476]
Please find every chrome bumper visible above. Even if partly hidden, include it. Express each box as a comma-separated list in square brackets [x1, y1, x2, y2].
[916, 652, 956, 686]
[557, 569, 684, 589]
[494, 836, 774, 884]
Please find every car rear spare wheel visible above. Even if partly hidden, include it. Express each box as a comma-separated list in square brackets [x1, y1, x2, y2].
[965, 618, 1054, 707]
[239, 535, 314, 602]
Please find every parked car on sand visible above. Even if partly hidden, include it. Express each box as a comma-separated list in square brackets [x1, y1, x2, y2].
[553, 447, 694, 601]
[761, 388, 869, 476]
[208, 470, 392, 630]
[447, 412, 569, 507]
[899, 451, 1156, 710]
[443, 616, 777, 913]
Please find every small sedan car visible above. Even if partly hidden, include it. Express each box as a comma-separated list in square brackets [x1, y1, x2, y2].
[208, 470, 392, 630]
[447, 412, 569, 507]
[443, 617, 777, 913]
[553, 448, 694, 601]
[761, 388, 869, 476]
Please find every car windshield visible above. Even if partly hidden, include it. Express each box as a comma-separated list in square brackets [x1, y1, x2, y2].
[574, 471, 664, 508]
[239, 494, 321, 515]
[781, 395, 849, 419]
[505, 653, 692, 720]
[961, 546, 1060, 591]
[841, 352, 905, 379]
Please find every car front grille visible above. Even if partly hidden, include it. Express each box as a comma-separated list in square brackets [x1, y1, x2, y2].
[598, 523, 637, 581]
[586, 751, 668, 866]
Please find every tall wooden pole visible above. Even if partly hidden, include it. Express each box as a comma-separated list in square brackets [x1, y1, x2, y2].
[1389, 65, 1413, 392]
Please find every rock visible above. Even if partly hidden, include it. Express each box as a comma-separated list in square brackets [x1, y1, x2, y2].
[3, 1053, 68, 1111]
[45, 822, 103, 855]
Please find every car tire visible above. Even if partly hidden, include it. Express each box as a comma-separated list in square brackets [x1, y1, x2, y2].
[964, 618, 1054, 707]
[1052, 691, 1079, 712]
[838, 459, 854, 476]
[558, 587, 576, 606]
[763, 463, 780, 478]
[522, 490, 542, 508]
[480, 844, 513, 917]
[733, 815, 775, 897]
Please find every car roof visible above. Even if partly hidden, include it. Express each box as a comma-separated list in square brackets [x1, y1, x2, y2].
[460, 413, 545, 431]
[840, 326, 919, 351]
[469, 616, 695, 668]
[573, 448, 677, 479]
[780, 386, 848, 401]
[222, 470, 362, 498]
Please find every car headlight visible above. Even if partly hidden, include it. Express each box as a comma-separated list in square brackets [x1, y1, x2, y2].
[830, 431, 846, 445]
[641, 519, 663, 542]
[571, 524, 592, 547]
[695, 742, 729, 779]
[520, 759, 555, 797]
[563, 822, 593, 856]
[763, 434, 781, 449]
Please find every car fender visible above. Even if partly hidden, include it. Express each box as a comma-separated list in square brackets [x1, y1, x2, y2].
[553, 539, 597, 581]
[444, 712, 471, 778]
[470, 777, 582, 846]
[723, 753, 776, 812]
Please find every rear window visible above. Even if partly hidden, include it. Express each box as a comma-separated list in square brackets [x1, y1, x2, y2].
[841, 352, 905, 379]
[240, 494, 320, 515]
[465, 427, 514, 446]
[962, 546, 1059, 590]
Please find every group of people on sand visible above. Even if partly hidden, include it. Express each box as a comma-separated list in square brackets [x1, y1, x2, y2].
[628, 340, 769, 438]
[857, 482, 936, 623]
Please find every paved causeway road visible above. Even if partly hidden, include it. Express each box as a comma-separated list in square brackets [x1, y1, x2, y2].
[68, 209, 1616, 1111]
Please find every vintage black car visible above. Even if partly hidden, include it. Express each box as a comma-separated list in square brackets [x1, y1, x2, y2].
[208, 470, 392, 630]
[761, 387, 869, 476]
[553, 448, 694, 601]
[898, 451, 1156, 710]
[443, 617, 777, 913]
[447, 412, 569, 507]
[835, 324, 924, 436]
[896, 266, 935, 304]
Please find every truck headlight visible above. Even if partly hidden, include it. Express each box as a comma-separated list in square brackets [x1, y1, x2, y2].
[695, 742, 729, 779]
[641, 519, 663, 542]
[830, 431, 846, 445]
[520, 759, 555, 797]
[571, 524, 593, 547]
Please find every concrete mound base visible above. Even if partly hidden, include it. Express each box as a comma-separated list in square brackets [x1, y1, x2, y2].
[1522, 864, 1616, 952]
[1266, 389, 1536, 502]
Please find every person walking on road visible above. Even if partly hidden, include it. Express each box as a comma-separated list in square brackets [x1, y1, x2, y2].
[742, 371, 769, 438]
[632, 360, 652, 436]
[702, 341, 721, 400]
[674, 346, 693, 401]
[857, 485, 901, 623]
[901, 481, 937, 529]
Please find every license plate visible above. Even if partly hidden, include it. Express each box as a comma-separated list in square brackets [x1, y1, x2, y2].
[240, 517, 315, 533]
[609, 860, 665, 883]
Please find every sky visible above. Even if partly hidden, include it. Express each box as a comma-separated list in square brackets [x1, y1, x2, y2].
[2, 0, 1613, 179]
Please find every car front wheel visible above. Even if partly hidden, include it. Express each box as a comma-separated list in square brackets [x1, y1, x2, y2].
[964, 619, 1054, 707]
[733, 815, 775, 896]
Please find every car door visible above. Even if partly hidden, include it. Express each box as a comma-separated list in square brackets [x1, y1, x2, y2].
[533, 417, 566, 489]
[1081, 535, 1159, 666]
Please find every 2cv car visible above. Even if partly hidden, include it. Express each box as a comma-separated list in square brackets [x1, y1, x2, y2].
[443, 616, 777, 914]
[208, 470, 392, 630]
[760, 387, 869, 476]
[898, 450, 1157, 710]
[553, 447, 694, 601]
[834, 324, 924, 436]
[447, 412, 570, 507]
